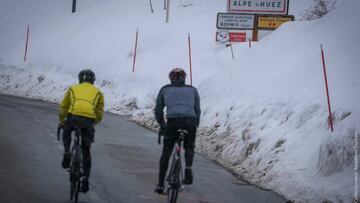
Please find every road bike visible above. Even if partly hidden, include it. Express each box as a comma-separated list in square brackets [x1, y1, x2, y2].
[166, 129, 188, 203]
[58, 124, 84, 203]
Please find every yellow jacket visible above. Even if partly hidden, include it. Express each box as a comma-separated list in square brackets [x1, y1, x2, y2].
[59, 82, 104, 124]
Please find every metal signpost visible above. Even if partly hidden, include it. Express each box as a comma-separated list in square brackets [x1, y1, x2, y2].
[166, 0, 170, 23]
[72, 0, 77, 13]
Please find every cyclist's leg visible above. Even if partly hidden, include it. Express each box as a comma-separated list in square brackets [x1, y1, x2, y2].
[62, 118, 74, 154]
[71, 117, 94, 193]
[80, 121, 94, 193]
[81, 121, 94, 179]
[183, 118, 197, 167]
[158, 118, 178, 186]
[82, 144, 91, 178]
[62, 118, 74, 168]
[183, 117, 197, 184]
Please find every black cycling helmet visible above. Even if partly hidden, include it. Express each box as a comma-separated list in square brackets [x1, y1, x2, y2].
[169, 67, 186, 85]
[78, 69, 95, 84]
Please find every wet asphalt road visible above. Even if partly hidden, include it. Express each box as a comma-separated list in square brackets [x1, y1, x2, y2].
[0, 95, 286, 203]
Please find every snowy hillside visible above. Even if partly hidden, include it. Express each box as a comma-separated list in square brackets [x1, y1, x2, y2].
[1, 0, 359, 202]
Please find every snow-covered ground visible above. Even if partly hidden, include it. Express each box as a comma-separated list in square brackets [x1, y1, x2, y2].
[0, 0, 359, 202]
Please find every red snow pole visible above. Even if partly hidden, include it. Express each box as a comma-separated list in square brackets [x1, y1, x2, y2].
[188, 33, 193, 86]
[24, 24, 30, 61]
[321, 44, 334, 132]
[132, 28, 139, 73]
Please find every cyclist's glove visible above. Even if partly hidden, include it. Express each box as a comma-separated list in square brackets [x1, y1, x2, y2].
[158, 125, 166, 145]
[57, 123, 63, 141]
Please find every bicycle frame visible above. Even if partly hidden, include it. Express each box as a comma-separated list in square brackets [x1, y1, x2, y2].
[166, 129, 188, 203]
[70, 127, 83, 177]
[58, 124, 84, 203]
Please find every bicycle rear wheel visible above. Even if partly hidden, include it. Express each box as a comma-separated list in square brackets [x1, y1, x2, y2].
[70, 147, 82, 203]
[167, 160, 181, 203]
[70, 156, 76, 200]
[74, 177, 80, 203]
[167, 187, 179, 203]
[70, 179, 75, 200]
[74, 149, 82, 203]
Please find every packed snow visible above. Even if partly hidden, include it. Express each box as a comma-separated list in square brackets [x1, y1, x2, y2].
[0, 0, 359, 202]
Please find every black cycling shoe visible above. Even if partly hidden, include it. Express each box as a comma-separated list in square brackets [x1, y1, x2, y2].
[154, 184, 165, 194]
[82, 178, 89, 193]
[61, 153, 71, 169]
[183, 168, 193, 185]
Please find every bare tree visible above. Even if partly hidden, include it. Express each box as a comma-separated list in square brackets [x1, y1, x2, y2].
[301, 0, 337, 20]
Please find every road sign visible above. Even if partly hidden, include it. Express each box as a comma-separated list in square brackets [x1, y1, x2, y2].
[229, 32, 246, 42]
[216, 30, 230, 43]
[227, 0, 289, 15]
[216, 30, 247, 42]
[217, 13, 255, 30]
[257, 15, 294, 30]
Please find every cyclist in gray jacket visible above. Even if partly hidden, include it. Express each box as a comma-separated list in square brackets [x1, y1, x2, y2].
[154, 67, 201, 194]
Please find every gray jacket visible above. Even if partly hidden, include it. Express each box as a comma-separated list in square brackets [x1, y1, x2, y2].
[155, 84, 201, 126]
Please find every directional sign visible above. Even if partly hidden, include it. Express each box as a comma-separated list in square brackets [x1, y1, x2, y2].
[217, 13, 255, 30]
[257, 15, 294, 30]
[227, 0, 289, 15]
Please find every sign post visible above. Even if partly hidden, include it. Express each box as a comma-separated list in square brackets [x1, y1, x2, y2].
[132, 29, 139, 73]
[166, 0, 170, 23]
[188, 33, 193, 85]
[72, 0, 77, 13]
[228, 38, 235, 59]
[24, 24, 30, 62]
[149, 0, 154, 13]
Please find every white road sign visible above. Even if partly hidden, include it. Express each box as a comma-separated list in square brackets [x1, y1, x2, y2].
[227, 0, 289, 15]
[217, 13, 255, 30]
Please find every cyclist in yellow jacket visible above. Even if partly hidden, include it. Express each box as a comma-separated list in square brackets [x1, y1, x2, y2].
[59, 69, 104, 193]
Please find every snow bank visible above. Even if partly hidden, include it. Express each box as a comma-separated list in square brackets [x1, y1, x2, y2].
[1, 0, 359, 202]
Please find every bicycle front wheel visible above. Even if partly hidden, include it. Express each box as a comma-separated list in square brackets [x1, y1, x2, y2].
[167, 187, 179, 203]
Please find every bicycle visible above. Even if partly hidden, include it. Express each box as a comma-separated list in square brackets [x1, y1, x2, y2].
[166, 129, 188, 203]
[57, 124, 84, 203]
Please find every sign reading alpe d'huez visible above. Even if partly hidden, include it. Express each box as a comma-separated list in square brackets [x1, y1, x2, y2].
[227, 0, 289, 15]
